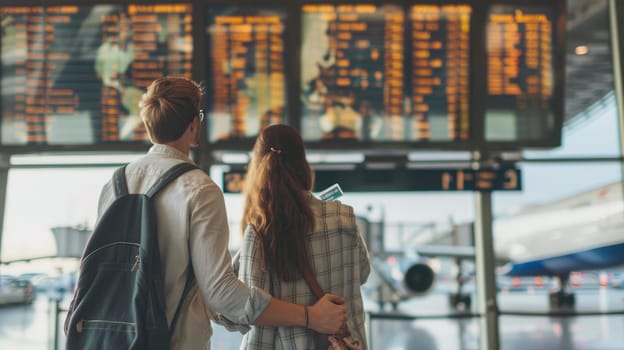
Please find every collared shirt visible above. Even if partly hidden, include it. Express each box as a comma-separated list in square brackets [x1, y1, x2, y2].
[97, 144, 271, 350]
[217, 195, 371, 350]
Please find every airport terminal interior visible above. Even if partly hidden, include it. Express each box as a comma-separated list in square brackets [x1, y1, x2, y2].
[1, 0, 624, 349]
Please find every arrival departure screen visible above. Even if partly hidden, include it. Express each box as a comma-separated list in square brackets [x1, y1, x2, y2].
[410, 5, 471, 142]
[300, 4, 471, 143]
[486, 5, 557, 142]
[0, 1, 564, 150]
[206, 8, 287, 143]
[1, 4, 193, 145]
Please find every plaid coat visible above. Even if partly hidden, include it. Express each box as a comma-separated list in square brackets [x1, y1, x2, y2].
[217, 195, 371, 349]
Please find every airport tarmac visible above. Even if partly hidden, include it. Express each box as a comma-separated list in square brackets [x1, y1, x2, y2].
[0, 287, 623, 349]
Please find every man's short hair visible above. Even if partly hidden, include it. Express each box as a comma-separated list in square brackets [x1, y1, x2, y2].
[140, 77, 201, 144]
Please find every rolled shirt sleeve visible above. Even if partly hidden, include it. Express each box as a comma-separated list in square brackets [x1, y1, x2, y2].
[189, 181, 271, 324]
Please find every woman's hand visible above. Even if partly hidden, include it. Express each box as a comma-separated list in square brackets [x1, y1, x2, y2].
[307, 293, 347, 334]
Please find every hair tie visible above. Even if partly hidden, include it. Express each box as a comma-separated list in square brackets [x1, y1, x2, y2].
[269, 146, 283, 155]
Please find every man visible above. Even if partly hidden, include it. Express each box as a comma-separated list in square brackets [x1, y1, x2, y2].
[96, 77, 347, 349]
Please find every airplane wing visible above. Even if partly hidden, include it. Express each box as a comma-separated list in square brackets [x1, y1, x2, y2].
[0, 256, 58, 265]
[414, 245, 475, 259]
[381, 244, 510, 264]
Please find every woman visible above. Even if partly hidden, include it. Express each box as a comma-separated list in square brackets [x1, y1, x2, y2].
[231, 124, 370, 349]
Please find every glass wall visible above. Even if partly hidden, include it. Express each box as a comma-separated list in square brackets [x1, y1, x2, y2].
[1, 1, 623, 350]
[488, 1, 624, 348]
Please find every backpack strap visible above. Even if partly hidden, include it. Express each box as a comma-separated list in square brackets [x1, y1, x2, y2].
[147, 162, 199, 332]
[112, 165, 129, 198]
[146, 162, 198, 198]
[126, 162, 197, 332]
[169, 262, 195, 332]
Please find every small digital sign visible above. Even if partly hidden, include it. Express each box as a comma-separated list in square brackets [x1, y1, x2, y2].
[439, 168, 520, 191]
[223, 167, 522, 193]
[486, 5, 558, 142]
[206, 8, 287, 143]
[1, 4, 193, 145]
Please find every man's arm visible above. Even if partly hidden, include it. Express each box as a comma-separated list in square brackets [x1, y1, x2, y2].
[236, 224, 347, 332]
[190, 183, 269, 322]
[254, 294, 347, 334]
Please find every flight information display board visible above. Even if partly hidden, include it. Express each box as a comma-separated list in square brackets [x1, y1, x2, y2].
[486, 4, 558, 143]
[0, 1, 565, 152]
[206, 8, 287, 143]
[409, 5, 471, 142]
[301, 4, 404, 142]
[300, 4, 471, 143]
[0, 4, 193, 145]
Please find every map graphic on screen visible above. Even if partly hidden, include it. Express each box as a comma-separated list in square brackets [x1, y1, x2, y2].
[301, 4, 471, 143]
[206, 8, 287, 143]
[1, 4, 193, 145]
[301, 4, 404, 142]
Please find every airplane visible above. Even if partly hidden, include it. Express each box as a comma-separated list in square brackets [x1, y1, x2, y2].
[493, 181, 624, 308]
[369, 181, 624, 310]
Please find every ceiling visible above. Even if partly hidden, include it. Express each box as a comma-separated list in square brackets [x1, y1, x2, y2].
[564, 0, 614, 127]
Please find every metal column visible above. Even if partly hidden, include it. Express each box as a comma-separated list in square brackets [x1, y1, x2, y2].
[0, 154, 9, 270]
[474, 153, 500, 350]
[609, 0, 624, 191]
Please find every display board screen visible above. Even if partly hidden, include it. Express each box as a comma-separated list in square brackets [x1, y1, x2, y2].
[300, 4, 471, 143]
[206, 8, 287, 143]
[410, 5, 471, 142]
[301, 4, 405, 142]
[0, 1, 564, 151]
[1, 4, 193, 145]
[486, 5, 557, 142]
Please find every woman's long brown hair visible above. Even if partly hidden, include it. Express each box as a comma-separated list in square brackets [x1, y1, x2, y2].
[242, 124, 314, 281]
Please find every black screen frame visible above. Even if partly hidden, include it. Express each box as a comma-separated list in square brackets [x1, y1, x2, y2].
[479, 0, 567, 151]
[0, 0, 202, 154]
[0, 0, 567, 155]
